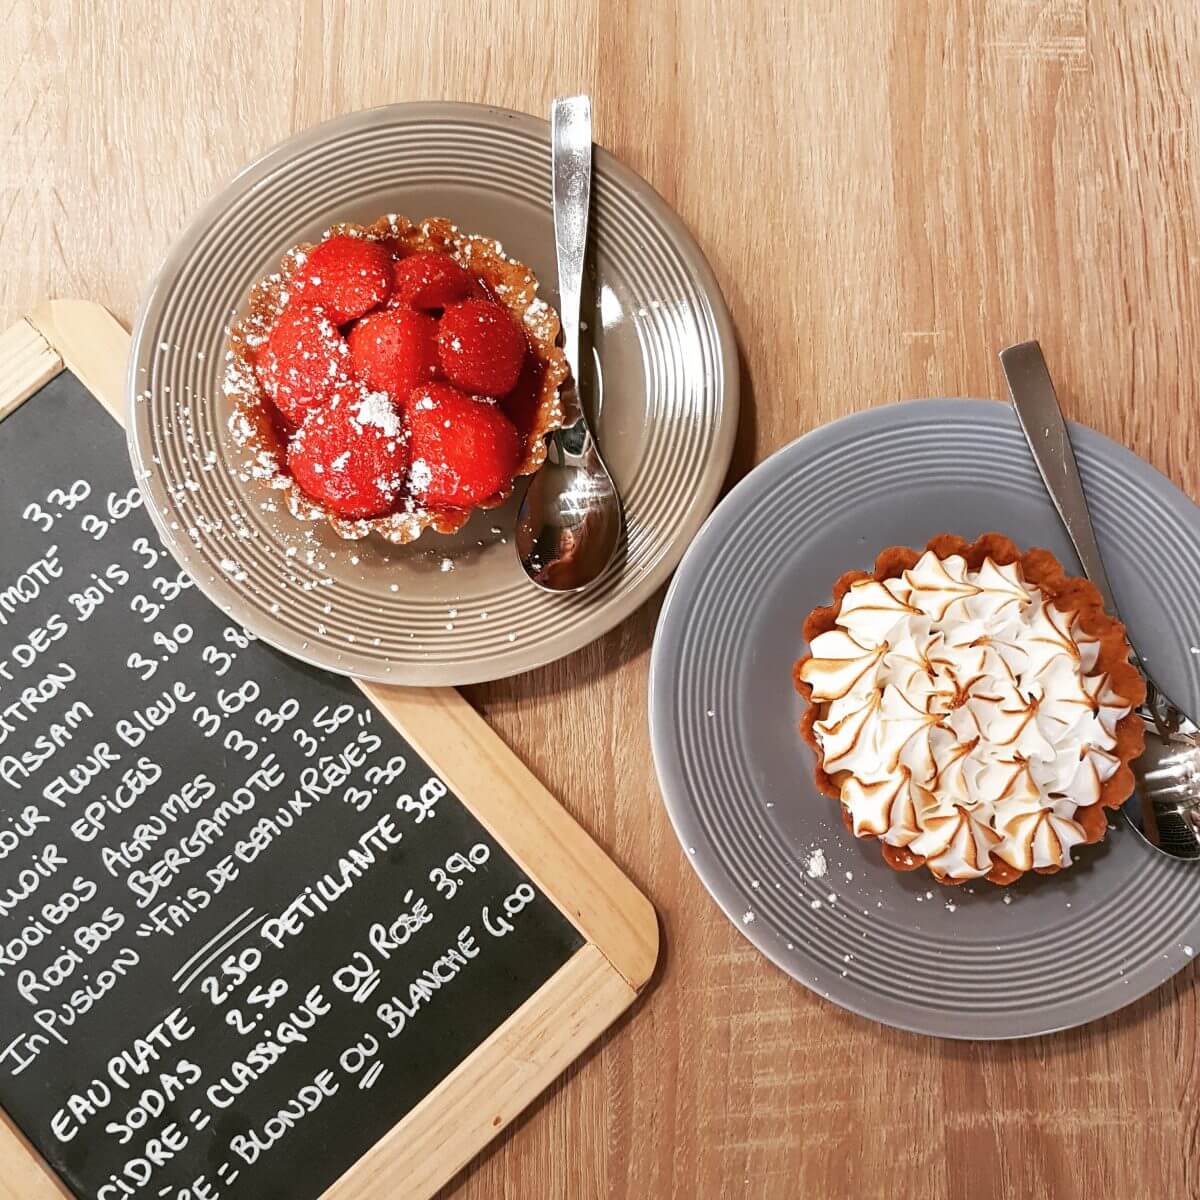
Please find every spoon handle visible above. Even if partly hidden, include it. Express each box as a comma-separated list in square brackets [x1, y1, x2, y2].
[1000, 340, 1121, 617]
[551, 95, 592, 388]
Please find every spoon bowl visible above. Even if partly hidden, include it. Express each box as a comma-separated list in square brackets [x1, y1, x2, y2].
[516, 429, 622, 590]
[1121, 693, 1200, 858]
[1001, 340, 1200, 860]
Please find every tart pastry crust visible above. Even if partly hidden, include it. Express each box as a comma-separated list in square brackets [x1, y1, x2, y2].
[794, 533, 1146, 885]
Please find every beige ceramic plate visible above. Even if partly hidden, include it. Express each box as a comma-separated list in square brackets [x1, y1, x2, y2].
[127, 102, 738, 684]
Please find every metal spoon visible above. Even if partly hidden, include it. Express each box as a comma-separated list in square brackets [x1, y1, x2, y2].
[515, 95, 622, 592]
[1000, 340, 1200, 859]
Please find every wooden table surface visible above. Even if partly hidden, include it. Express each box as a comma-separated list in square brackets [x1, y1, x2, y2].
[5, 3, 1199, 1198]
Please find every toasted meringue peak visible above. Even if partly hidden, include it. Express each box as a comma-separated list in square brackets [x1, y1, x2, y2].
[843, 772, 922, 844]
[973, 755, 1042, 807]
[798, 630, 884, 702]
[908, 806, 1001, 881]
[835, 579, 920, 647]
[1074, 622, 1103, 673]
[931, 731, 981, 805]
[815, 691, 883, 774]
[994, 810, 1087, 871]
[1084, 671, 1133, 740]
[966, 558, 1031, 619]
[879, 684, 940, 782]
[1022, 597, 1080, 677]
[902, 552, 981, 621]
[804, 552, 1135, 881]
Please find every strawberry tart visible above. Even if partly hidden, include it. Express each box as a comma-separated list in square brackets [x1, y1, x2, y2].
[224, 216, 568, 542]
[794, 534, 1146, 886]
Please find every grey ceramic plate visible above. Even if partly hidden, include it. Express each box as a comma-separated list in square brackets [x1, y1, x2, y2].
[650, 398, 1200, 1039]
[127, 103, 737, 684]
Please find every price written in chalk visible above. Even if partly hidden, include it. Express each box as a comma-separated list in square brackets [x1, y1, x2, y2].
[23, 482, 143, 542]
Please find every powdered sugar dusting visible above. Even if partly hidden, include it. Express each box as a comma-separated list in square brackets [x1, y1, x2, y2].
[352, 391, 401, 438]
[408, 458, 433, 495]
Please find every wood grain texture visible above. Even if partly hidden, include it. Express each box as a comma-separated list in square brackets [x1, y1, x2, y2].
[28, 300, 129, 421]
[0, 320, 59, 419]
[4, 2, 1199, 1197]
[0, 1114, 69, 1200]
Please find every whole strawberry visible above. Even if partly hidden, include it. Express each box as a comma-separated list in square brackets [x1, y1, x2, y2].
[287, 384, 409, 519]
[295, 235, 393, 324]
[254, 303, 350, 426]
[347, 307, 438, 398]
[407, 382, 521, 509]
[391, 251, 475, 310]
[436, 299, 528, 396]
[499, 351, 547, 439]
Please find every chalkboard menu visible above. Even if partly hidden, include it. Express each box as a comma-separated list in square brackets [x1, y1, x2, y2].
[0, 370, 586, 1199]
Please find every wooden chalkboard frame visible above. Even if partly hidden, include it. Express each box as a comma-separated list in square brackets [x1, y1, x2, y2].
[0, 300, 659, 1200]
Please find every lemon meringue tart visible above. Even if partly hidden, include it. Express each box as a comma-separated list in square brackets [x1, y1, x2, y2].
[794, 534, 1146, 886]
